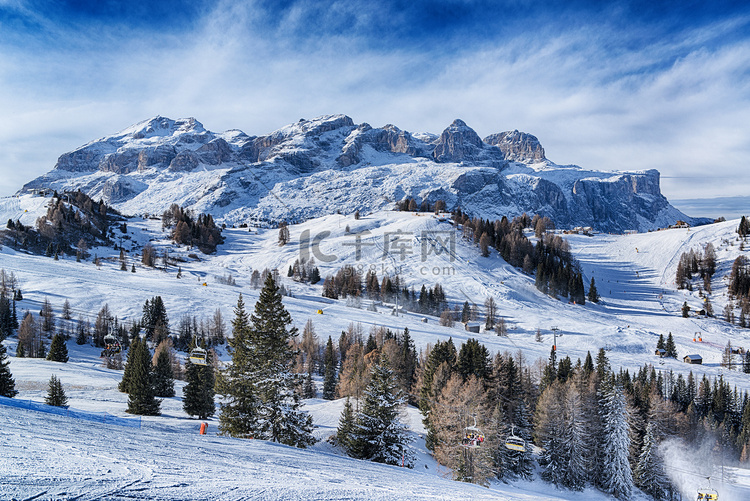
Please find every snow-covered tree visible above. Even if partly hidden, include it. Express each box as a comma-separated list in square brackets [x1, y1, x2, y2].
[634, 421, 668, 500]
[218, 279, 315, 448]
[348, 356, 414, 467]
[45, 374, 68, 407]
[599, 381, 634, 499]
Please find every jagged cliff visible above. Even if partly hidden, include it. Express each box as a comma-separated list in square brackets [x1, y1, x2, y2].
[22, 114, 704, 232]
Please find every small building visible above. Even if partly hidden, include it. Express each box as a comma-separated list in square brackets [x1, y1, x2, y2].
[683, 354, 703, 365]
[655, 348, 667, 357]
[464, 322, 481, 333]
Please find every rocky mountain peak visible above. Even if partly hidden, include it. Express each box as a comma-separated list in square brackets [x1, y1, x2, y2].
[432, 119, 484, 163]
[484, 130, 545, 163]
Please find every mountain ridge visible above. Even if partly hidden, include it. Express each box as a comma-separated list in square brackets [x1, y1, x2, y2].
[21, 114, 707, 232]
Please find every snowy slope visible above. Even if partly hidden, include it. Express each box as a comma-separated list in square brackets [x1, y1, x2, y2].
[1, 195, 750, 499]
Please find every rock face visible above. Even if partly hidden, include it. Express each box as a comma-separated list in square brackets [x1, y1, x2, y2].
[484, 130, 545, 163]
[21, 114, 706, 232]
[432, 119, 485, 163]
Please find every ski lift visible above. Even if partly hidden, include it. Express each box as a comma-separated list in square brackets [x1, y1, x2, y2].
[696, 487, 718, 500]
[461, 416, 485, 448]
[504, 425, 526, 452]
[189, 347, 208, 366]
[100, 334, 122, 358]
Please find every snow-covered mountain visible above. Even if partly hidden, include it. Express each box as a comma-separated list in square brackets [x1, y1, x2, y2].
[21, 114, 707, 232]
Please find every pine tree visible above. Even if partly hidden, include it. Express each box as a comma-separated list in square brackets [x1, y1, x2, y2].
[665, 332, 677, 358]
[302, 369, 316, 398]
[349, 356, 414, 467]
[183, 350, 216, 419]
[119, 337, 139, 393]
[0, 341, 18, 397]
[635, 421, 668, 500]
[322, 336, 337, 400]
[152, 343, 175, 398]
[125, 339, 161, 415]
[599, 381, 634, 499]
[218, 280, 316, 448]
[45, 374, 68, 407]
[588, 276, 600, 303]
[656, 333, 665, 351]
[46, 333, 69, 363]
[336, 397, 356, 450]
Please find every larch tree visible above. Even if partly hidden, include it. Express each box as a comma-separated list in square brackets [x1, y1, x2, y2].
[431, 374, 493, 484]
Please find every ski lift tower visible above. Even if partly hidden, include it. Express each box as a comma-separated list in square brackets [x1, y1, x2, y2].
[551, 326, 562, 352]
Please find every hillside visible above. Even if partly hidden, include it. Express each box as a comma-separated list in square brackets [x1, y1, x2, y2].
[1, 193, 749, 499]
[19, 115, 706, 232]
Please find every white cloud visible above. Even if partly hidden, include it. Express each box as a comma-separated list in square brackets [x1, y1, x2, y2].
[0, 3, 748, 203]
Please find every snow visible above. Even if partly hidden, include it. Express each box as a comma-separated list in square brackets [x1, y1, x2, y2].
[1, 194, 750, 499]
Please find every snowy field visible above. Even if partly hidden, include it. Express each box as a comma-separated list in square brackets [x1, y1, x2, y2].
[1, 194, 750, 499]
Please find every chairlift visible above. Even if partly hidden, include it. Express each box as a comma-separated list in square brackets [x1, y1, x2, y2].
[189, 346, 208, 366]
[504, 425, 526, 452]
[100, 334, 122, 358]
[461, 416, 485, 448]
[697, 479, 718, 501]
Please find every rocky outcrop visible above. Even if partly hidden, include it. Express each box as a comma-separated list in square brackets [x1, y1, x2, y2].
[484, 130, 545, 163]
[432, 119, 485, 163]
[337, 123, 430, 167]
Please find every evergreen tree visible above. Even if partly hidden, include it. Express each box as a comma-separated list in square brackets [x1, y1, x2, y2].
[183, 350, 216, 419]
[664, 332, 677, 358]
[336, 397, 356, 450]
[46, 333, 69, 363]
[119, 337, 139, 393]
[349, 356, 414, 467]
[656, 334, 665, 351]
[635, 421, 668, 500]
[218, 280, 316, 448]
[302, 369, 316, 398]
[45, 374, 68, 407]
[588, 276, 600, 303]
[125, 339, 161, 415]
[599, 381, 634, 499]
[322, 336, 337, 400]
[0, 292, 13, 340]
[0, 341, 18, 397]
[152, 343, 175, 398]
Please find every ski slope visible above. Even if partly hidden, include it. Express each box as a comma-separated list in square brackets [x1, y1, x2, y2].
[1, 194, 750, 499]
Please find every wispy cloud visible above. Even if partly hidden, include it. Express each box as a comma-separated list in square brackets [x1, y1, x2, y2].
[0, 0, 749, 202]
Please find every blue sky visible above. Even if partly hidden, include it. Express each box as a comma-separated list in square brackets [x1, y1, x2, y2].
[1, 0, 749, 203]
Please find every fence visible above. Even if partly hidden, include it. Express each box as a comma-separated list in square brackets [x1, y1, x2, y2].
[0, 395, 141, 428]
